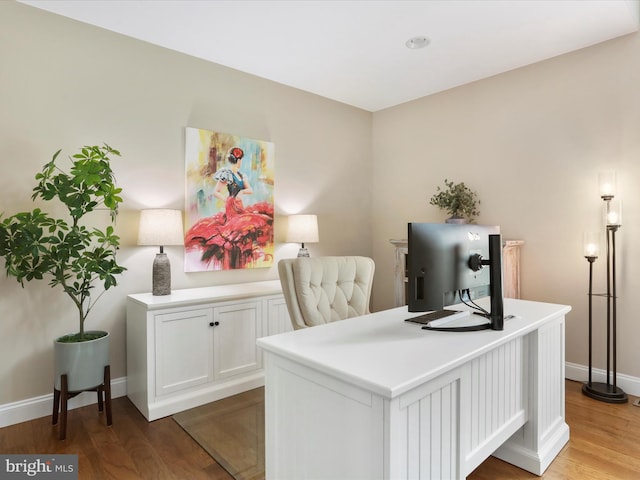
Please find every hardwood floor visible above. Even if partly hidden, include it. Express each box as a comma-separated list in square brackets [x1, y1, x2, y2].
[469, 380, 640, 480]
[1, 380, 639, 479]
[0, 395, 233, 480]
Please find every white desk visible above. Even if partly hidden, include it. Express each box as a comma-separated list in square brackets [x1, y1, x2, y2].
[257, 298, 571, 480]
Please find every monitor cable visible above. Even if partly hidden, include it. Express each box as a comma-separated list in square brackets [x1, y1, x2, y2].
[458, 289, 490, 317]
[422, 289, 491, 332]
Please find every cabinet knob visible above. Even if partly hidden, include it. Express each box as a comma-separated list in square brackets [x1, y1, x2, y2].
[209, 321, 220, 327]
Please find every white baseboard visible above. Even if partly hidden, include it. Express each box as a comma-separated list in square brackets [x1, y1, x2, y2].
[565, 362, 640, 398]
[1, 365, 638, 429]
[0, 377, 127, 428]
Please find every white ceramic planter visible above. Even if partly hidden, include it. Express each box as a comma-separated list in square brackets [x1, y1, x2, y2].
[54, 331, 110, 391]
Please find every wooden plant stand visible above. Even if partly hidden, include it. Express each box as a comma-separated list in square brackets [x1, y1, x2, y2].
[52, 365, 113, 440]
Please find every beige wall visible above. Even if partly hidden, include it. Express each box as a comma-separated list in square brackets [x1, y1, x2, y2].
[372, 32, 640, 380]
[0, 2, 372, 404]
[3, 0, 640, 409]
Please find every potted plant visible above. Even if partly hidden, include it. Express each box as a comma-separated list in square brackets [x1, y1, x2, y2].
[429, 179, 480, 223]
[0, 144, 126, 392]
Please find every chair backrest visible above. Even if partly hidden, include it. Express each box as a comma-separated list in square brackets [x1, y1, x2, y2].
[278, 256, 375, 330]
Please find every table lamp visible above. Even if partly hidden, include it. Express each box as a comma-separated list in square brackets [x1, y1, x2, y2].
[138, 209, 184, 295]
[286, 214, 319, 257]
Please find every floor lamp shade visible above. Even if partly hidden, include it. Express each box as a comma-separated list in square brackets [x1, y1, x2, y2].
[138, 209, 184, 296]
[583, 232, 599, 259]
[286, 214, 319, 257]
[598, 171, 616, 200]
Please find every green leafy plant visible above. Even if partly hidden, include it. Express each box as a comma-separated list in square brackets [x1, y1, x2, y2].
[0, 145, 126, 342]
[430, 179, 480, 222]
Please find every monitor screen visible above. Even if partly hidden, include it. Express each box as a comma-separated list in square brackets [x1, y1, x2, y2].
[407, 223, 500, 313]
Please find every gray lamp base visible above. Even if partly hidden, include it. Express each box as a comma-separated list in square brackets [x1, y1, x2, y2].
[152, 252, 171, 296]
[297, 247, 310, 257]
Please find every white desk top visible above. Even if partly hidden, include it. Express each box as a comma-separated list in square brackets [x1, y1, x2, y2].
[128, 280, 282, 310]
[257, 298, 571, 399]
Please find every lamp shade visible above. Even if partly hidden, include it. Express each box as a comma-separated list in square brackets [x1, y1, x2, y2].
[583, 232, 599, 258]
[598, 171, 616, 200]
[286, 214, 319, 243]
[138, 209, 184, 246]
[605, 199, 622, 227]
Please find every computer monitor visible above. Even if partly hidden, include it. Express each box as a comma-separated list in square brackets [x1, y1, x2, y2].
[407, 223, 504, 330]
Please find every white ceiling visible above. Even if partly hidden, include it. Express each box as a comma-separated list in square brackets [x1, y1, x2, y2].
[20, 0, 640, 112]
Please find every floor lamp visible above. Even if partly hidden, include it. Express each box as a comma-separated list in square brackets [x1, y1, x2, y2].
[582, 173, 627, 403]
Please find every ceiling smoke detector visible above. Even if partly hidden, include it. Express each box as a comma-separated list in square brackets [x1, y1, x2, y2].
[405, 36, 430, 49]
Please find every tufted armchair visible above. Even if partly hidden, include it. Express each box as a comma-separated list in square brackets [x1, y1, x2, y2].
[278, 256, 375, 330]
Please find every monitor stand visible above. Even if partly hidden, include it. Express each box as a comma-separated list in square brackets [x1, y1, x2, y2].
[422, 316, 491, 332]
[424, 234, 504, 332]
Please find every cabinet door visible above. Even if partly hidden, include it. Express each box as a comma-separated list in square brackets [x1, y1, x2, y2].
[155, 308, 214, 396]
[265, 296, 293, 336]
[213, 301, 263, 379]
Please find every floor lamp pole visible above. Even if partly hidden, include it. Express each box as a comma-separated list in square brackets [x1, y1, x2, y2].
[611, 226, 618, 390]
[586, 256, 595, 387]
[606, 227, 611, 386]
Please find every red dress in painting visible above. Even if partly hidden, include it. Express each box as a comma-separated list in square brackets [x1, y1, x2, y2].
[185, 168, 273, 270]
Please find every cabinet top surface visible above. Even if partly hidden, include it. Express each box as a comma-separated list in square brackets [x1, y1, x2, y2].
[258, 298, 570, 399]
[127, 280, 282, 309]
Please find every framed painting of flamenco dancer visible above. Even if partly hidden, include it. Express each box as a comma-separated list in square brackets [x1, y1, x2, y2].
[184, 127, 275, 271]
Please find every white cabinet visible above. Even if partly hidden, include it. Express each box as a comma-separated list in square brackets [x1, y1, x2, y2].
[265, 296, 291, 337]
[155, 308, 214, 397]
[213, 300, 263, 379]
[126, 280, 290, 421]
